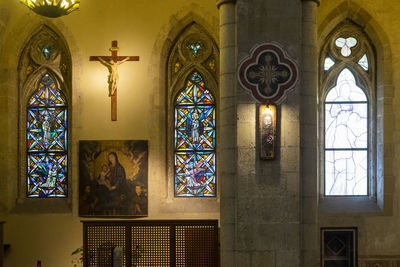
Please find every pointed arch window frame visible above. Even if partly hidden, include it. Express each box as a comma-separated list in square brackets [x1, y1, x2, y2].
[166, 22, 220, 199]
[318, 21, 383, 211]
[16, 25, 72, 210]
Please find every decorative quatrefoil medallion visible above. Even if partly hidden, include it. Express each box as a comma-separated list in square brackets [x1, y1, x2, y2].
[238, 43, 298, 104]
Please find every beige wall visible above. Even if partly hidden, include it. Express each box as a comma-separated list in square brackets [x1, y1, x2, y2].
[0, 0, 219, 266]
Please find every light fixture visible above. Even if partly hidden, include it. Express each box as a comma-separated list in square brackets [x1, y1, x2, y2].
[259, 104, 276, 160]
[20, 0, 80, 18]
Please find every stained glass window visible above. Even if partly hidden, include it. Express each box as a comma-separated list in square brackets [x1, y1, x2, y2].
[174, 72, 216, 197]
[324, 68, 368, 195]
[27, 73, 68, 197]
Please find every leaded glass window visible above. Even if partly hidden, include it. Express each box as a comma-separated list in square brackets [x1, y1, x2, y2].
[27, 73, 68, 197]
[174, 72, 216, 197]
[320, 22, 375, 197]
[325, 69, 368, 195]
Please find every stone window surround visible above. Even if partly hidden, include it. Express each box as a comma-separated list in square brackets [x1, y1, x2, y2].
[318, 21, 383, 213]
[15, 25, 72, 213]
[166, 22, 220, 199]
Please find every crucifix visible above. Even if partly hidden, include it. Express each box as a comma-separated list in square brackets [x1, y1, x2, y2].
[90, 40, 139, 121]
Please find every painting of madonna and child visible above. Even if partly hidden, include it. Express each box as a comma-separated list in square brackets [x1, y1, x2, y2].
[79, 140, 148, 217]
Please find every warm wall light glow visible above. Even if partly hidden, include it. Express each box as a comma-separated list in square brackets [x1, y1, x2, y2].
[259, 104, 277, 160]
[20, 0, 80, 18]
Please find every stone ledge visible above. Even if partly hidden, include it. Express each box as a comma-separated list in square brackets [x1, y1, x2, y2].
[319, 196, 382, 214]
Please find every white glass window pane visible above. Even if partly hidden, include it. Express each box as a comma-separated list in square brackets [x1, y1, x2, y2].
[335, 37, 357, 57]
[358, 54, 369, 71]
[324, 57, 335, 71]
[325, 68, 367, 102]
[341, 46, 351, 57]
[346, 37, 357, 48]
[325, 103, 367, 149]
[325, 150, 367, 195]
[335, 37, 346, 48]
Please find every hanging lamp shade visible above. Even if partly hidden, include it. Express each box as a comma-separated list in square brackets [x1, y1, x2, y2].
[20, 0, 80, 18]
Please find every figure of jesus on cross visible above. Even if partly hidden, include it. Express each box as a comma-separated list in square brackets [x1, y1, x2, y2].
[90, 40, 139, 121]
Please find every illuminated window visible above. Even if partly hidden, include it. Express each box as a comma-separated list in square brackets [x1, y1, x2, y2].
[320, 23, 375, 196]
[324, 68, 368, 195]
[18, 25, 71, 200]
[167, 23, 219, 197]
[174, 72, 216, 197]
[27, 74, 68, 197]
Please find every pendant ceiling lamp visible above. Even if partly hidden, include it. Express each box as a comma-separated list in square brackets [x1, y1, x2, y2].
[20, 0, 80, 18]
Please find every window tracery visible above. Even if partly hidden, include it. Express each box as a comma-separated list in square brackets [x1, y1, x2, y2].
[320, 22, 375, 196]
[167, 23, 219, 197]
[19, 25, 71, 198]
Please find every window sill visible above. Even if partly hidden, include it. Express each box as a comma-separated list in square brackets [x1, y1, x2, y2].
[318, 196, 382, 214]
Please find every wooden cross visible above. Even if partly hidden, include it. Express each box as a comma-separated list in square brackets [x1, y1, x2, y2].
[90, 40, 139, 121]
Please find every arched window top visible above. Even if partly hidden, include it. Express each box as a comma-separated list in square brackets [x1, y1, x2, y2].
[320, 22, 374, 197]
[19, 25, 71, 200]
[325, 68, 367, 102]
[174, 72, 215, 106]
[167, 22, 219, 198]
[28, 74, 67, 107]
[167, 22, 219, 90]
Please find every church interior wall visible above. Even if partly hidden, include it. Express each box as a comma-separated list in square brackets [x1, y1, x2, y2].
[0, 0, 220, 266]
[1, 0, 400, 266]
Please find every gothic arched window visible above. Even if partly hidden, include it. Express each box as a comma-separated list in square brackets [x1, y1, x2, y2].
[320, 22, 375, 196]
[19, 25, 71, 199]
[27, 73, 68, 197]
[167, 23, 219, 197]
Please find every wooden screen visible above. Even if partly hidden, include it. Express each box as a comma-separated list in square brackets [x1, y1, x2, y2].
[83, 220, 218, 267]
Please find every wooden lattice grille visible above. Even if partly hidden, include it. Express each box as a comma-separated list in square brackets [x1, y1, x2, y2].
[131, 226, 170, 266]
[87, 225, 126, 266]
[83, 220, 218, 267]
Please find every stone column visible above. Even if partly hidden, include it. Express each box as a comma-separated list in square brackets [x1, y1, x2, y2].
[216, 0, 237, 266]
[300, 0, 319, 266]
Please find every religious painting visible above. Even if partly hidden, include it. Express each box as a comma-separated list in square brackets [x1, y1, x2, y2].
[79, 140, 148, 217]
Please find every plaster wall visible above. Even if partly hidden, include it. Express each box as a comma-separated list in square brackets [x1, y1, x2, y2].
[0, 0, 220, 266]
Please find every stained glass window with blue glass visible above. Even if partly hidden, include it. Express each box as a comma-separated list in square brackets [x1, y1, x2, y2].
[174, 72, 216, 197]
[27, 73, 68, 197]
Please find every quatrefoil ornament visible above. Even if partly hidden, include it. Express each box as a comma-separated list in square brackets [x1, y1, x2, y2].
[238, 43, 298, 104]
[335, 37, 357, 57]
